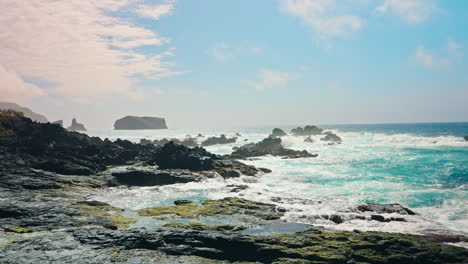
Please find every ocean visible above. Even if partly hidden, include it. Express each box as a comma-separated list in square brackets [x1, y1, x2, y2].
[84, 122, 468, 236]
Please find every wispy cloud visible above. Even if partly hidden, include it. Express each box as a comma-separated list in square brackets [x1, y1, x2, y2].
[207, 42, 262, 62]
[135, 0, 176, 20]
[207, 42, 235, 62]
[376, 0, 436, 24]
[0, 0, 180, 103]
[0, 64, 45, 103]
[250, 69, 291, 91]
[415, 39, 462, 69]
[280, 0, 364, 38]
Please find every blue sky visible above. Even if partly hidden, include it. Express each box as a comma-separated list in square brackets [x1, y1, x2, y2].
[1, 0, 467, 128]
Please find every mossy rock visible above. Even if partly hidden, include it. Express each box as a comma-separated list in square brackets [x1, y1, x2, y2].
[5, 227, 32, 233]
[137, 197, 283, 220]
[74, 202, 136, 229]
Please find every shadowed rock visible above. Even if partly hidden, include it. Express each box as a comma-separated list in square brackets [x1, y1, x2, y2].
[271, 128, 287, 137]
[230, 137, 316, 159]
[321, 133, 342, 143]
[150, 142, 219, 171]
[290, 125, 323, 136]
[201, 134, 237, 147]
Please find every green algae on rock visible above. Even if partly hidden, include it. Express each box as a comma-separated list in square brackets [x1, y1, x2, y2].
[4, 227, 32, 233]
[74, 201, 136, 229]
[137, 197, 284, 221]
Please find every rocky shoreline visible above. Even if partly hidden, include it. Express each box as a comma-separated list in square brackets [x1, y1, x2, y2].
[0, 113, 467, 263]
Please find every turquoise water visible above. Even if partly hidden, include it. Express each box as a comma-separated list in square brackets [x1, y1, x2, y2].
[86, 123, 468, 235]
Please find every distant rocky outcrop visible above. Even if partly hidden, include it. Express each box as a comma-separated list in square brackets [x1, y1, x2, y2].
[114, 116, 167, 130]
[321, 133, 342, 143]
[271, 128, 287, 137]
[464, 135, 468, 141]
[230, 137, 317, 159]
[201, 135, 237, 147]
[140, 137, 198, 148]
[290, 125, 323, 136]
[66, 118, 86, 131]
[52, 120, 63, 127]
[0, 102, 48, 123]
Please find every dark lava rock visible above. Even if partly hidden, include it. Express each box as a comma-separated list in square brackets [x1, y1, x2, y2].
[357, 203, 417, 215]
[141, 137, 199, 148]
[290, 125, 323, 136]
[464, 135, 468, 141]
[114, 115, 167, 130]
[0, 114, 160, 175]
[226, 184, 249, 192]
[112, 167, 204, 186]
[213, 160, 264, 177]
[67, 118, 87, 131]
[320, 133, 342, 143]
[150, 142, 219, 171]
[230, 137, 316, 159]
[71, 226, 468, 264]
[271, 128, 287, 137]
[304, 136, 315, 143]
[201, 134, 237, 147]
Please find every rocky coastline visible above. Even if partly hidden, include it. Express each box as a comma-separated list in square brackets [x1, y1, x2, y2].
[0, 113, 467, 263]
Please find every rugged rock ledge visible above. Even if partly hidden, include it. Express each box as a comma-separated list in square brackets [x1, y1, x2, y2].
[230, 137, 317, 159]
[0, 113, 467, 263]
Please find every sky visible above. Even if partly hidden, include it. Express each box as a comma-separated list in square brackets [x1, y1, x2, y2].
[0, 0, 467, 129]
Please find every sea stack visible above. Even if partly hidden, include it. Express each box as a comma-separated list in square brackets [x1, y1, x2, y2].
[66, 118, 87, 131]
[114, 116, 168, 130]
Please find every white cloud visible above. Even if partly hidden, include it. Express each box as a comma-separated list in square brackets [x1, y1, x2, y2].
[250, 69, 291, 91]
[0, 0, 179, 103]
[281, 0, 364, 37]
[0, 64, 45, 103]
[135, 0, 176, 20]
[415, 45, 450, 69]
[207, 42, 235, 62]
[447, 39, 460, 52]
[376, 0, 436, 24]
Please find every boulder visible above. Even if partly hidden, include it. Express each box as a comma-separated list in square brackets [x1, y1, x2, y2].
[357, 203, 417, 215]
[150, 142, 219, 171]
[66, 118, 86, 131]
[290, 125, 323, 136]
[112, 167, 203, 186]
[114, 116, 167, 130]
[464, 135, 468, 141]
[230, 137, 316, 159]
[304, 136, 314, 143]
[0, 102, 48, 123]
[201, 135, 237, 147]
[271, 128, 287, 137]
[320, 133, 342, 143]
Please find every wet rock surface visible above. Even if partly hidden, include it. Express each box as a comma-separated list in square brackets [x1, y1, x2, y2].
[201, 134, 237, 146]
[271, 128, 287, 137]
[230, 137, 317, 159]
[321, 133, 342, 144]
[0, 114, 467, 263]
[290, 125, 324, 136]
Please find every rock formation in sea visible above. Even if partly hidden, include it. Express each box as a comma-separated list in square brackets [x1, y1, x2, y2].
[201, 134, 237, 147]
[114, 116, 167, 130]
[271, 128, 287, 137]
[304, 136, 315, 143]
[464, 135, 468, 141]
[321, 133, 342, 143]
[66, 118, 87, 131]
[140, 137, 198, 148]
[0, 102, 48, 123]
[52, 120, 63, 127]
[230, 137, 317, 159]
[0, 112, 467, 263]
[290, 125, 323, 136]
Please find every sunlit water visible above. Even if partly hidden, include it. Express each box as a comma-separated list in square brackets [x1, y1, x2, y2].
[85, 123, 468, 236]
